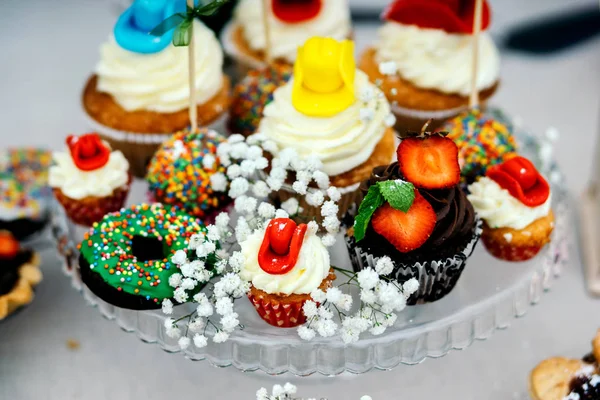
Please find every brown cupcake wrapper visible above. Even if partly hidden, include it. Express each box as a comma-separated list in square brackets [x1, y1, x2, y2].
[248, 270, 335, 328]
[346, 220, 482, 304]
[53, 175, 131, 227]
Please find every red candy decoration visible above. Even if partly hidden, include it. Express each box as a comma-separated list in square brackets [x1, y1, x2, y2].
[0, 231, 19, 259]
[66, 133, 111, 171]
[383, 0, 491, 34]
[486, 156, 550, 207]
[271, 0, 322, 24]
[258, 218, 307, 275]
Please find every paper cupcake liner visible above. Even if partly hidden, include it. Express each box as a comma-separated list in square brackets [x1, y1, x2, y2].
[346, 220, 482, 305]
[53, 176, 131, 227]
[247, 271, 335, 328]
[271, 182, 362, 225]
[481, 234, 543, 262]
[391, 103, 469, 135]
[83, 111, 228, 178]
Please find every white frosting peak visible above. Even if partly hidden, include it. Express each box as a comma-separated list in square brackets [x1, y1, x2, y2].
[96, 20, 223, 113]
[49, 150, 129, 200]
[375, 22, 500, 96]
[234, 0, 351, 63]
[239, 227, 330, 295]
[467, 177, 551, 230]
[259, 70, 391, 177]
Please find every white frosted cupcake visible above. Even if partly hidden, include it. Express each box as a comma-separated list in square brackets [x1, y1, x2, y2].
[359, 0, 500, 133]
[49, 134, 131, 227]
[221, 0, 351, 71]
[240, 218, 335, 328]
[83, 0, 231, 177]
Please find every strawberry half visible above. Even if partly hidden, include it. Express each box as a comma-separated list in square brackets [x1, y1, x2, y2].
[371, 192, 436, 253]
[397, 136, 460, 190]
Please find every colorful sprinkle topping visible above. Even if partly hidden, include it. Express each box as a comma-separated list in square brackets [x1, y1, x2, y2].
[79, 203, 205, 302]
[0, 148, 52, 219]
[439, 109, 517, 181]
[228, 64, 293, 136]
[147, 129, 228, 219]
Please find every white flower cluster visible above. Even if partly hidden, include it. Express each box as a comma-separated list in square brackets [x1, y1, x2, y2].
[298, 256, 419, 344]
[162, 212, 250, 349]
[256, 383, 373, 400]
[358, 82, 396, 128]
[212, 133, 343, 248]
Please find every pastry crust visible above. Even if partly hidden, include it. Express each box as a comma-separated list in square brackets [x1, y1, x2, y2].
[0, 253, 42, 320]
[529, 357, 587, 400]
[483, 211, 555, 248]
[593, 329, 600, 363]
[82, 75, 231, 134]
[329, 127, 396, 188]
[359, 47, 498, 111]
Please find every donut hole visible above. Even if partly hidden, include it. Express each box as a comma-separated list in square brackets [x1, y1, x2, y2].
[132, 236, 166, 262]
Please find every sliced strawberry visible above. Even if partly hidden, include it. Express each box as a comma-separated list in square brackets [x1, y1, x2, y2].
[371, 192, 436, 253]
[397, 136, 460, 189]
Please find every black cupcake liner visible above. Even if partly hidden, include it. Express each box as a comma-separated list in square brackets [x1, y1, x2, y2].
[346, 220, 482, 305]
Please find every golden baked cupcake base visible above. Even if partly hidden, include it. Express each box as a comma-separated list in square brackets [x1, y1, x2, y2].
[0, 252, 42, 320]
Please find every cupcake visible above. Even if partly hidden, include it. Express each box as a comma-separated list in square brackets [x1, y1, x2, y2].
[49, 133, 131, 227]
[0, 148, 53, 241]
[467, 156, 553, 262]
[438, 108, 518, 184]
[530, 330, 600, 400]
[78, 203, 207, 310]
[240, 218, 335, 328]
[222, 0, 352, 72]
[347, 133, 481, 304]
[0, 231, 42, 320]
[146, 129, 230, 221]
[82, 0, 231, 177]
[227, 63, 293, 136]
[359, 0, 500, 133]
[258, 37, 396, 219]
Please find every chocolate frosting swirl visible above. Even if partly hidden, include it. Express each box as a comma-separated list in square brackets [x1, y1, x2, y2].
[361, 162, 475, 250]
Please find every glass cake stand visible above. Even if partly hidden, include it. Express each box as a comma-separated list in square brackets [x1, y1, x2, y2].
[53, 132, 572, 376]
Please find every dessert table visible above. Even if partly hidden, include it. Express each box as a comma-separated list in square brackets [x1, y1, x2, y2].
[1, 0, 599, 399]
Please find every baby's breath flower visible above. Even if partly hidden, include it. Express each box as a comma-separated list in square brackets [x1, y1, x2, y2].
[215, 213, 230, 229]
[281, 198, 300, 215]
[321, 200, 338, 217]
[173, 287, 189, 303]
[165, 325, 181, 339]
[357, 268, 379, 290]
[202, 154, 216, 170]
[235, 195, 257, 215]
[305, 190, 325, 206]
[255, 157, 269, 170]
[252, 181, 270, 198]
[206, 225, 220, 242]
[188, 233, 205, 249]
[258, 202, 276, 219]
[274, 209, 289, 219]
[310, 289, 326, 303]
[323, 215, 340, 234]
[298, 325, 316, 341]
[292, 180, 308, 195]
[326, 186, 341, 201]
[247, 145, 263, 160]
[213, 331, 229, 343]
[215, 297, 234, 316]
[312, 171, 330, 190]
[375, 256, 394, 276]
[188, 317, 205, 333]
[229, 177, 249, 198]
[321, 233, 336, 247]
[209, 172, 227, 192]
[178, 336, 191, 350]
[240, 159, 256, 177]
[246, 132, 266, 145]
[262, 139, 278, 154]
[228, 133, 245, 144]
[226, 164, 242, 179]
[403, 278, 419, 297]
[180, 278, 197, 291]
[161, 299, 173, 315]
[302, 301, 318, 318]
[171, 250, 187, 265]
[168, 273, 183, 288]
[315, 319, 337, 337]
[193, 333, 208, 348]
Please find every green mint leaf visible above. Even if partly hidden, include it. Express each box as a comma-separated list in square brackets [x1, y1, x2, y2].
[377, 180, 415, 212]
[149, 13, 187, 37]
[353, 185, 384, 242]
[172, 19, 192, 46]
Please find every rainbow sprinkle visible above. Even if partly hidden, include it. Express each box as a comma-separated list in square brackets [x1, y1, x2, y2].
[228, 64, 293, 135]
[440, 109, 517, 182]
[0, 148, 52, 219]
[146, 129, 228, 219]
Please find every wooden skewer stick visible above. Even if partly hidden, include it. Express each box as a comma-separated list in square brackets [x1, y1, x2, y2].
[262, 0, 273, 63]
[469, 0, 483, 109]
[187, 0, 198, 132]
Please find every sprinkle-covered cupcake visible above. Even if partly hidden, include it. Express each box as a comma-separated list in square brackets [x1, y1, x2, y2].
[228, 63, 293, 136]
[78, 203, 207, 310]
[49, 133, 131, 227]
[468, 156, 553, 261]
[438, 108, 518, 183]
[347, 133, 481, 304]
[258, 37, 396, 219]
[222, 0, 351, 71]
[359, 0, 499, 133]
[82, 0, 231, 177]
[0, 231, 42, 320]
[240, 218, 335, 328]
[146, 129, 229, 221]
[0, 148, 53, 240]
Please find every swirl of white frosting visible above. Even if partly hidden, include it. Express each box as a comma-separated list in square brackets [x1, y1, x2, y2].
[234, 0, 351, 63]
[467, 177, 551, 230]
[259, 70, 390, 176]
[49, 150, 129, 200]
[96, 20, 223, 113]
[239, 227, 330, 295]
[375, 22, 500, 96]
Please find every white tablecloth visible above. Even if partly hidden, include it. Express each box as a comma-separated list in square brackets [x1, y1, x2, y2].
[1, 0, 599, 399]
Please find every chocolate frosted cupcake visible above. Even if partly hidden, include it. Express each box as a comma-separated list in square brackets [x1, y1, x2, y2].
[346, 134, 481, 304]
